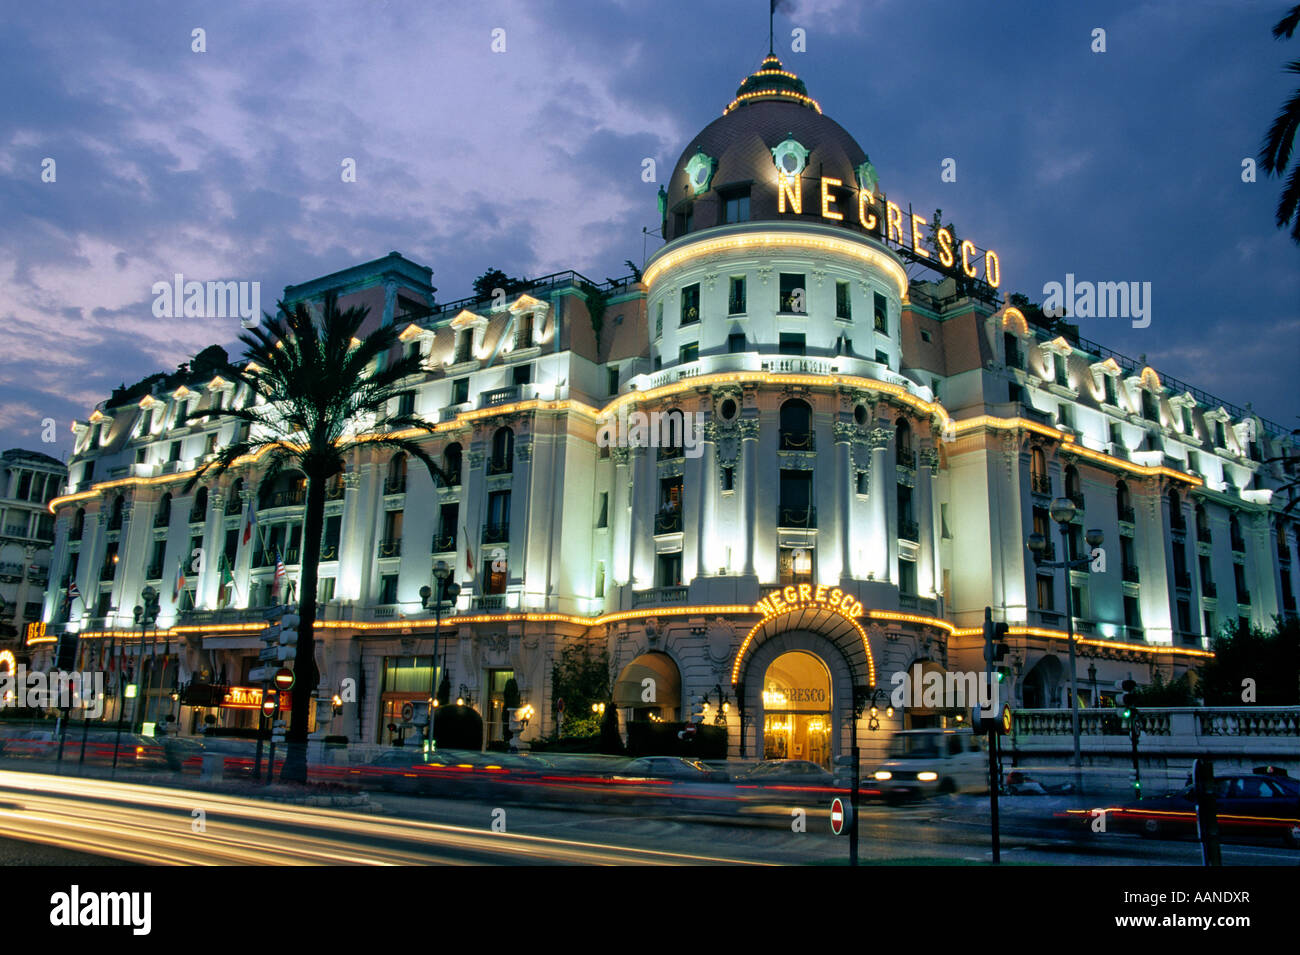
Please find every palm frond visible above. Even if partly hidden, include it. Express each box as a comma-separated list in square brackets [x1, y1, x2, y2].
[1273, 4, 1300, 40]
[1258, 65, 1300, 175]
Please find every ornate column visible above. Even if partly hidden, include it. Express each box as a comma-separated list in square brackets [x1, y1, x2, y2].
[867, 426, 893, 581]
[611, 447, 632, 587]
[462, 446, 486, 587]
[833, 421, 855, 583]
[694, 426, 716, 580]
[918, 444, 941, 596]
[630, 446, 652, 590]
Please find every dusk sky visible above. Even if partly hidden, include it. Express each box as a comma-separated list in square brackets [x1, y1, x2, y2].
[2, 0, 1297, 460]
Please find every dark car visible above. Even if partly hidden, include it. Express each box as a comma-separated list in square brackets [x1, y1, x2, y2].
[1105, 773, 1300, 848]
[618, 756, 730, 783]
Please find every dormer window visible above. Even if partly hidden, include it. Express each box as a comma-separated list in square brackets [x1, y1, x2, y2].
[721, 187, 750, 224]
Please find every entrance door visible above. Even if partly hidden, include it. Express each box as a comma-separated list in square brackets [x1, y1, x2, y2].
[762, 651, 833, 768]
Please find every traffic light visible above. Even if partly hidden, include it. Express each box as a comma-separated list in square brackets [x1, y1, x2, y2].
[1120, 678, 1137, 718]
[54, 631, 79, 671]
[278, 612, 300, 662]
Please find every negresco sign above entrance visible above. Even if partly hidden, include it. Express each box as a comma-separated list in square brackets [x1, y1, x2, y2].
[753, 584, 865, 621]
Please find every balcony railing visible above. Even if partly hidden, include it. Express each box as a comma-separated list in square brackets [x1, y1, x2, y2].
[657, 443, 683, 461]
[1118, 505, 1136, 524]
[224, 496, 243, 515]
[779, 430, 815, 451]
[154, 509, 170, 528]
[654, 511, 684, 535]
[384, 475, 407, 494]
[265, 490, 306, 509]
[898, 518, 919, 542]
[1122, 563, 1141, 583]
[481, 386, 520, 408]
[487, 456, 513, 475]
[326, 480, 346, 500]
[432, 532, 456, 553]
[896, 448, 916, 470]
[377, 538, 402, 559]
[482, 523, 509, 544]
[632, 586, 689, 607]
[1031, 473, 1051, 495]
[145, 564, 163, 581]
[474, 594, 506, 611]
[777, 505, 816, 529]
[319, 543, 339, 561]
[188, 504, 206, 523]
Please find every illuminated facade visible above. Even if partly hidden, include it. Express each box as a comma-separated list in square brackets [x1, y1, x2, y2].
[1, 449, 64, 656]
[38, 58, 1297, 764]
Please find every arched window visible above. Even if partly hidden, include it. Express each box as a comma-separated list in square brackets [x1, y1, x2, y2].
[72, 507, 86, 539]
[155, 492, 172, 527]
[1117, 480, 1133, 522]
[489, 428, 514, 474]
[895, 418, 915, 468]
[443, 443, 463, 487]
[1195, 503, 1210, 539]
[258, 471, 306, 509]
[386, 453, 408, 493]
[779, 399, 813, 450]
[1064, 465, 1081, 504]
[1168, 489, 1184, 530]
[225, 477, 244, 514]
[1229, 512, 1244, 551]
[1031, 447, 1048, 494]
[326, 469, 347, 500]
[108, 494, 125, 530]
[190, 486, 208, 523]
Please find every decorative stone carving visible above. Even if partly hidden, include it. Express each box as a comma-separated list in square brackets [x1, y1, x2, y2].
[516, 441, 534, 463]
[868, 427, 893, 451]
[755, 267, 772, 285]
[467, 449, 485, 468]
[611, 447, 630, 467]
[919, 447, 941, 471]
[832, 421, 856, 444]
[738, 419, 760, 440]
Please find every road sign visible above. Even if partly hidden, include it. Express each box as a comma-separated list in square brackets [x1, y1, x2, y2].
[263, 605, 288, 621]
[1000, 704, 1013, 736]
[556, 697, 565, 714]
[273, 668, 295, 692]
[248, 666, 272, 683]
[830, 797, 848, 835]
[258, 646, 279, 663]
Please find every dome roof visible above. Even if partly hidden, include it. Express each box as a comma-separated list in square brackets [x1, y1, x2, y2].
[663, 56, 873, 242]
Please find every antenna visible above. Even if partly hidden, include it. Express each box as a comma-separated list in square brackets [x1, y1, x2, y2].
[769, 0, 775, 55]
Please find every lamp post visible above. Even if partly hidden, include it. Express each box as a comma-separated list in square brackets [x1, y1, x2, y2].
[701, 684, 731, 726]
[133, 586, 159, 734]
[1027, 498, 1103, 795]
[419, 560, 461, 754]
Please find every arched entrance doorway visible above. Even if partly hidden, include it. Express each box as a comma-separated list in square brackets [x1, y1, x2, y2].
[613, 651, 682, 722]
[1021, 655, 1064, 709]
[762, 651, 833, 767]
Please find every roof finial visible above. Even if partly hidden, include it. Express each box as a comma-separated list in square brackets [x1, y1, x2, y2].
[769, 0, 775, 55]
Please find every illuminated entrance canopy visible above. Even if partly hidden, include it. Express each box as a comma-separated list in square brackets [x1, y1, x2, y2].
[753, 584, 864, 622]
[775, 172, 1002, 288]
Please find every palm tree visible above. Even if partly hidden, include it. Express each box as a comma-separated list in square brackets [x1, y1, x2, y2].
[1259, 4, 1300, 244]
[185, 292, 448, 781]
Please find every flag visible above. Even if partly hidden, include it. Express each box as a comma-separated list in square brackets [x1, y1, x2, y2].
[271, 550, 286, 600]
[68, 582, 82, 602]
[463, 525, 474, 574]
[218, 558, 234, 607]
[173, 558, 187, 602]
[241, 497, 257, 546]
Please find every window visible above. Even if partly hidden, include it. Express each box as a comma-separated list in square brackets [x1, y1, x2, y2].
[857, 471, 868, 495]
[379, 574, 399, 604]
[873, 292, 888, 333]
[779, 333, 806, 356]
[778, 469, 814, 527]
[1055, 354, 1069, 387]
[386, 453, 408, 493]
[594, 562, 606, 599]
[490, 427, 514, 474]
[443, 443, 463, 485]
[680, 283, 700, 326]
[455, 329, 473, 364]
[920, 329, 932, 343]
[322, 514, 342, 560]
[484, 554, 508, 594]
[135, 447, 147, 464]
[728, 332, 746, 353]
[679, 342, 699, 364]
[875, 350, 890, 369]
[396, 391, 415, 417]
[778, 546, 813, 586]
[1103, 374, 1117, 406]
[380, 510, 403, 558]
[656, 477, 683, 533]
[486, 490, 511, 542]
[1058, 404, 1074, 429]
[779, 273, 805, 314]
[835, 280, 851, 320]
[452, 377, 469, 405]
[722, 189, 750, 224]
[722, 467, 735, 491]
[1141, 390, 1158, 422]
[318, 577, 336, 603]
[1214, 420, 1226, 447]
[1036, 575, 1055, 611]
[168, 441, 182, 463]
[608, 367, 620, 395]
[656, 552, 683, 588]
[516, 312, 534, 349]
[597, 492, 608, 528]
[1124, 595, 1143, 630]
[511, 363, 531, 386]
[779, 400, 813, 450]
[1009, 382, 1024, 404]
[1203, 609, 1217, 639]
[898, 559, 916, 595]
[728, 276, 746, 314]
[836, 335, 853, 356]
[655, 302, 663, 338]
[673, 203, 693, 235]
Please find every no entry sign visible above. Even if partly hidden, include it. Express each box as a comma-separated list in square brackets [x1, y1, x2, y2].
[830, 797, 846, 835]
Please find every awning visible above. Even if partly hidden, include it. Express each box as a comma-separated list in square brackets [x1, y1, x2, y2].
[613, 653, 681, 709]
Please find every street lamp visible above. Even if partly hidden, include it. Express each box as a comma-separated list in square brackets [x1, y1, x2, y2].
[1027, 497, 1103, 794]
[418, 559, 460, 753]
[701, 684, 731, 725]
[116, 586, 158, 774]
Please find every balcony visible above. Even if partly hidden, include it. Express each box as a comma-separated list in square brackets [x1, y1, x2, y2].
[224, 496, 243, 515]
[632, 586, 689, 607]
[898, 518, 919, 542]
[188, 504, 207, 523]
[487, 456, 513, 476]
[145, 564, 163, 581]
[325, 480, 346, 501]
[319, 542, 339, 561]
[1068, 492, 1086, 511]
[1031, 473, 1051, 495]
[384, 475, 407, 494]
[777, 505, 817, 529]
[1118, 505, 1136, 524]
[896, 447, 916, 470]
[654, 510, 684, 535]
[1170, 513, 1186, 533]
[658, 443, 683, 461]
[1122, 563, 1141, 583]
[432, 532, 457, 553]
[99, 563, 116, 581]
[153, 509, 170, 528]
[482, 523, 509, 544]
[473, 594, 506, 611]
[1174, 570, 1192, 592]
[265, 489, 305, 509]
[0, 561, 24, 581]
[1202, 580, 1217, 598]
[779, 430, 815, 452]
[377, 538, 402, 559]
[480, 386, 520, 409]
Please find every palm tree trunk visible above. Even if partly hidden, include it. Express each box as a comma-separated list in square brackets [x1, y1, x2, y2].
[280, 467, 327, 783]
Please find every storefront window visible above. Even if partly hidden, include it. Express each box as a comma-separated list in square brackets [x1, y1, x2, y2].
[762, 651, 832, 768]
[379, 656, 440, 745]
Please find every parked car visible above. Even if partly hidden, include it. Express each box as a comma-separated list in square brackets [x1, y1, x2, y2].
[619, 756, 730, 783]
[738, 759, 836, 787]
[870, 728, 987, 801]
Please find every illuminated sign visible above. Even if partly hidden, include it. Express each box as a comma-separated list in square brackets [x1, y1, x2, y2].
[221, 686, 292, 711]
[753, 584, 864, 621]
[24, 622, 45, 644]
[0, 650, 14, 674]
[775, 172, 1002, 288]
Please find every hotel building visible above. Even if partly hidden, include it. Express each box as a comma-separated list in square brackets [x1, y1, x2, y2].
[36, 57, 1298, 765]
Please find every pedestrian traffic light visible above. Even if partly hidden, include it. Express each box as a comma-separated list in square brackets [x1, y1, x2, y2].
[1120, 678, 1137, 717]
[278, 612, 299, 662]
[54, 631, 79, 671]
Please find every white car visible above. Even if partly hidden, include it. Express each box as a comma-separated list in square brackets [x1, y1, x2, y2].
[870, 729, 988, 801]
